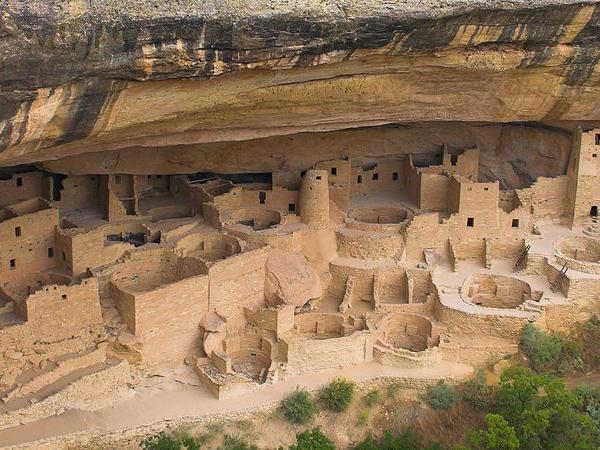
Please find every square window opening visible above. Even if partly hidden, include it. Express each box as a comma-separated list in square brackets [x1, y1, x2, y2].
[61, 294, 67, 300]
[288, 203, 296, 212]
[48, 247, 54, 258]
[9, 259, 16, 269]
[16, 177, 23, 187]
[330, 167, 337, 176]
[259, 191, 266, 204]
[14, 226, 21, 237]
[372, 173, 379, 181]
[512, 219, 519, 228]
[357, 175, 362, 184]
[591, 206, 598, 217]
[392, 172, 399, 180]
[467, 217, 475, 227]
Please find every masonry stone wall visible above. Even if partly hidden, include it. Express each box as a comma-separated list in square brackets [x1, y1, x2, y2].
[24, 277, 102, 341]
[0, 203, 58, 282]
[0, 172, 44, 208]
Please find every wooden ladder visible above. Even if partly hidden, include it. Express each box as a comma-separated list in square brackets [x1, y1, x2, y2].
[513, 244, 531, 272]
[550, 263, 568, 292]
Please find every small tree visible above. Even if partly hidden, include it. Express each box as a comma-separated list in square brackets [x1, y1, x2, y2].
[281, 388, 318, 424]
[289, 428, 336, 450]
[320, 378, 356, 412]
[423, 380, 457, 410]
[468, 414, 520, 450]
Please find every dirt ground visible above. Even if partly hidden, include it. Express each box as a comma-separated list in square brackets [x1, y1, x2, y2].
[99, 382, 483, 450]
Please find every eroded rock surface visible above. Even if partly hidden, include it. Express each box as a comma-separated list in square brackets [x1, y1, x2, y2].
[1, 1, 600, 167]
[265, 249, 322, 309]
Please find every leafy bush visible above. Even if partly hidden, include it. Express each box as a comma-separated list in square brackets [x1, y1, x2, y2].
[386, 382, 402, 399]
[423, 380, 457, 410]
[140, 431, 205, 450]
[520, 324, 564, 370]
[362, 389, 381, 407]
[320, 378, 356, 412]
[493, 366, 599, 449]
[461, 369, 493, 410]
[140, 432, 181, 450]
[575, 385, 600, 431]
[220, 434, 258, 450]
[468, 414, 519, 450]
[289, 428, 335, 450]
[354, 430, 443, 450]
[357, 409, 370, 426]
[281, 388, 318, 424]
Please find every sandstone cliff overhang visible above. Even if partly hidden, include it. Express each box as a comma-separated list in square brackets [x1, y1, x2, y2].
[1, 0, 600, 166]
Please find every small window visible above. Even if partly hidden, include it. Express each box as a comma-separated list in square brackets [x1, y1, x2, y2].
[357, 175, 362, 184]
[484, 187, 489, 191]
[61, 294, 67, 300]
[593, 154, 598, 158]
[450, 154, 458, 166]
[259, 191, 266, 204]
[16, 177, 22, 187]
[512, 219, 519, 228]
[316, 176, 322, 180]
[14, 226, 21, 237]
[61, 251, 66, 261]
[114, 175, 121, 184]
[467, 217, 475, 227]
[9, 259, 16, 269]
[392, 172, 398, 181]
[48, 247, 54, 258]
[595, 133, 600, 145]
[331, 167, 337, 176]
[591, 206, 598, 217]
[372, 173, 379, 181]
[288, 203, 296, 212]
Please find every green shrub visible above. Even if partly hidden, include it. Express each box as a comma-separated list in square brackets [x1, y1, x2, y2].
[461, 369, 493, 410]
[520, 324, 564, 370]
[362, 389, 381, 407]
[282, 388, 318, 424]
[357, 409, 370, 426]
[386, 382, 402, 399]
[289, 428, 335, 450]
[494, 366, 599, 449]
[468, 413, 519, 450]
[140, 432, 181, 450]
[219, 434, 258, 450]
[354, 430, 434, 450]
[423, 380, 457, 410]
[575, 384, 600, 431]
[140, 431, 204, 450]
[320, 378, 355, 412]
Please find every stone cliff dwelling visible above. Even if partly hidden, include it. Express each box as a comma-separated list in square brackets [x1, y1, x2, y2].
[0, 125, 599, 421]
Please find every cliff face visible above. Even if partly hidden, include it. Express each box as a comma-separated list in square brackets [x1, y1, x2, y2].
[1, 0, 600, 167]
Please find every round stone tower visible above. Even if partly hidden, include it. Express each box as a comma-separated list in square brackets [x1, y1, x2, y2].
[299, 169, 330, 228]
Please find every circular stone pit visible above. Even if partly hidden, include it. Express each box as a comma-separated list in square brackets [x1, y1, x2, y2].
[377, 313, 439, 352]
[556, 236, 600, 274]
[229, 208, 281, 231]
